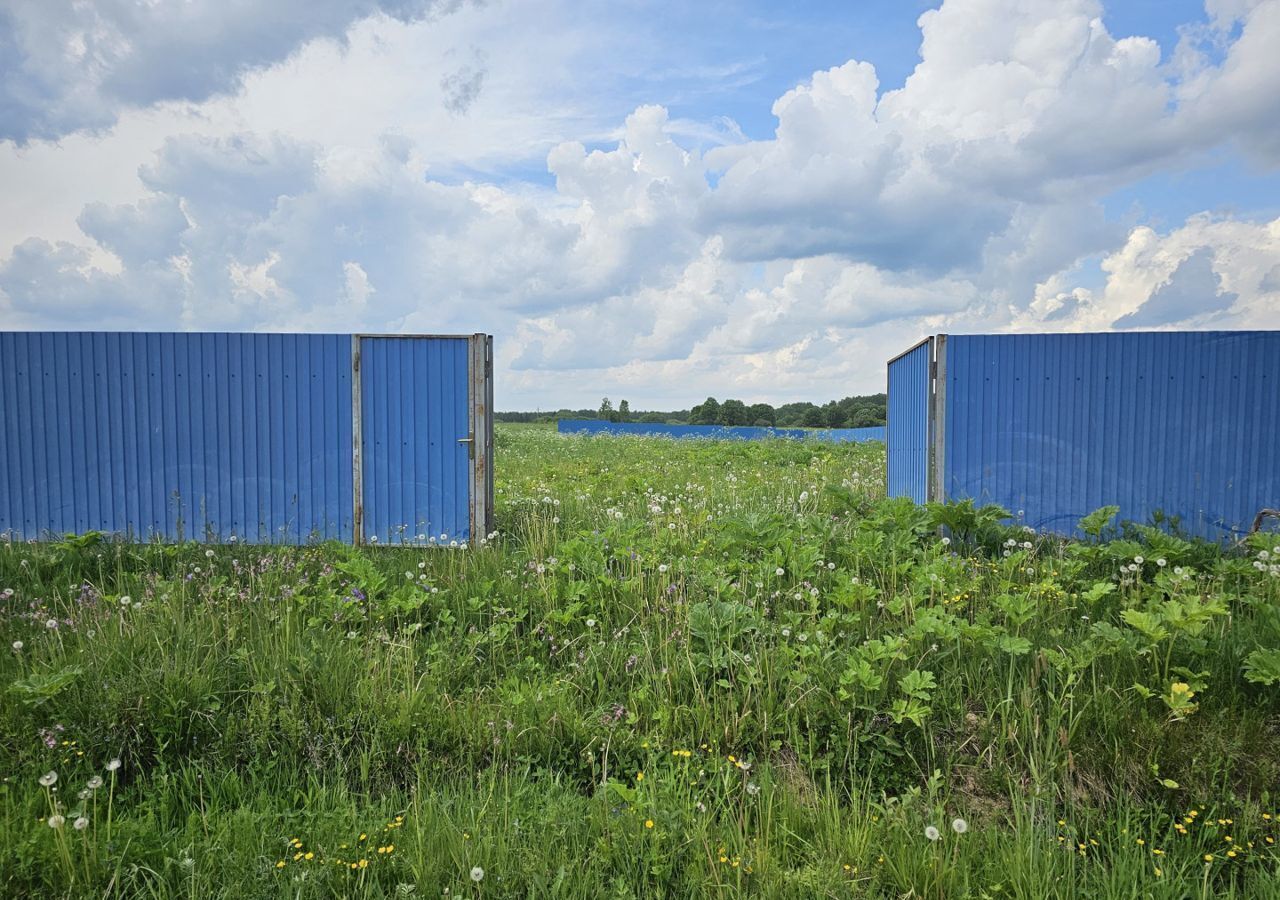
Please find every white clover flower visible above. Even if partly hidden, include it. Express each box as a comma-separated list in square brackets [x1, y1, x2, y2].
[925, 825, 941, 841]
[105, 758, 121, 772]
[952, 818, 968, 834]
[39, 771, 58, 787]
[74, 816, 89, 831]
[48, 815, 65, 829]
[470, 866, 484, 882]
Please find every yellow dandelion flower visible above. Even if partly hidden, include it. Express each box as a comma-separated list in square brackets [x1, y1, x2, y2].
[358, 859, 368, 869]
[350, 863, 358, 870]
[719, 856, 728, 863]
[1204, 854, 1214, 862]
[358, 833, 367, 841]
[645, 819, 654, 829]
[1263, 813, 1272, 821]
[386, 844, 394, 853]
[1224, 836, 1233, 842]
[1155, 867, 1163, 877]
[636, 772, 644, 781]
[1227, 850, 1238, 858]
[276, 861, 286, 869]
[1136, 838, 1145, 846]
[304, 852, 314, 860]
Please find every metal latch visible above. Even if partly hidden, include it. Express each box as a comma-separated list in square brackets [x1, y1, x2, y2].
[458, 434, 475, 458]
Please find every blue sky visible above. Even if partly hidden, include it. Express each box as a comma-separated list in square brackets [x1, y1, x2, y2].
[0, 0, 1277, 408]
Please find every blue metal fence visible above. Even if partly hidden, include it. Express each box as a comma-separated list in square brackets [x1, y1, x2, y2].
[0, 332, 493, 545]
[558, 419, 885, 442]
[886, 338, 933, 503]
[886, 330, 1280, 540]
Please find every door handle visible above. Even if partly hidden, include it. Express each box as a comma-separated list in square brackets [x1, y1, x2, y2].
[458, 434, 475, 458]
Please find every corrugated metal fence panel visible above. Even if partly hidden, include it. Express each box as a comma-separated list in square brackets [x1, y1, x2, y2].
[557, 420, 885, 442]
[942, 331, 1280, 540]
[360, 336, 472, 544]
[886, 338, 933, 503]
[0, 332, 353, 543]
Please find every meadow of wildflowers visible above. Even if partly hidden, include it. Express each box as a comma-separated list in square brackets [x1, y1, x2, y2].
[2, 424, 1279, 897]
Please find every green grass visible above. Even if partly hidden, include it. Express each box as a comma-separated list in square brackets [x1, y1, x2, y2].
[3, 425, 1280, 898]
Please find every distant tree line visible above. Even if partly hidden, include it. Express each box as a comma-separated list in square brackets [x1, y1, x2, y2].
[495, 393, 887, 429]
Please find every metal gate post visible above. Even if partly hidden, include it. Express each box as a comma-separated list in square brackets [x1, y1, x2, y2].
[467, 333, 493, 542]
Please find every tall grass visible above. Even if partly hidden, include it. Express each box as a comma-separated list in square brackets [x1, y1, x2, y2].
[2, 425, 1279, 897]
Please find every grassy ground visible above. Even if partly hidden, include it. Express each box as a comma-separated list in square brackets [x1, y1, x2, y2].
[3, 425, 1280, 898]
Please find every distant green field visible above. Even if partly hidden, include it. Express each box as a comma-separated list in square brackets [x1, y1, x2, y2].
[3, 425, 1279, 897]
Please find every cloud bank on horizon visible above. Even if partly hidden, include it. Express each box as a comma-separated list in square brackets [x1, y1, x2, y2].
[1, 0, 1278, 408]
